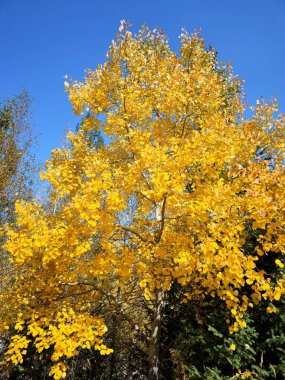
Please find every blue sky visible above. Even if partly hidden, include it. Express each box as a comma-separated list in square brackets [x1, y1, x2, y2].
[1, 0, 285, 166]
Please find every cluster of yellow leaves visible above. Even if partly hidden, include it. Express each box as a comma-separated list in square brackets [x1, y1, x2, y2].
[4, 306, 111, 378]
[1, 23, 285, 378]
[49, 362, 68, 380]
[5, 334, 30, 365]
[236, 369, 258, 379]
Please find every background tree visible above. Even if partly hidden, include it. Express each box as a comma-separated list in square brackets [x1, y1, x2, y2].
[1, 23, 285, 380]
[0, 90, 35, 225]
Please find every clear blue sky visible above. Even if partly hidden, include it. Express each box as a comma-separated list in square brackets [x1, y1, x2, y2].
[1, 0, 285, 166]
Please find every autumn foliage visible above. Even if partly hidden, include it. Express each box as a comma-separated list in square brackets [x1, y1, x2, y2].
[1, 23, 285, 379]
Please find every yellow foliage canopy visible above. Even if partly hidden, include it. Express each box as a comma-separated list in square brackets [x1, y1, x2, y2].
[1, 23, 285, 378]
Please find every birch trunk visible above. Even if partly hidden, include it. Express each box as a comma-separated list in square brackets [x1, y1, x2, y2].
[148, 289, 164, 380]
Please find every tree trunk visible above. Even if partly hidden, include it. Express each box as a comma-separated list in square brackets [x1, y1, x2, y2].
[108, 315, 117, 380]
[148, 289, 164, 380]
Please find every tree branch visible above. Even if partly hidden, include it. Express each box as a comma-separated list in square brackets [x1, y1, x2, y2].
[155, 195, 167, 244]
[122, 226, 148, 242]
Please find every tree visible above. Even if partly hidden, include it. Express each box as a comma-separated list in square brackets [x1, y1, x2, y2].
[0, 90, 35, 226]
[1, 22, 285, 380]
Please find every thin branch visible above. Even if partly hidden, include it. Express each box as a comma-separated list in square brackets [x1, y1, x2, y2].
[164, 213, 189, 220]
[141, 172, 152, 191]
[179, 104, 190, 140]
[137, 190, 157, 206]
[55, 289, 94, 300]
[60, 281, 116, 302]
[122, 226, 148, 242]
[155, 195, 167, 243]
